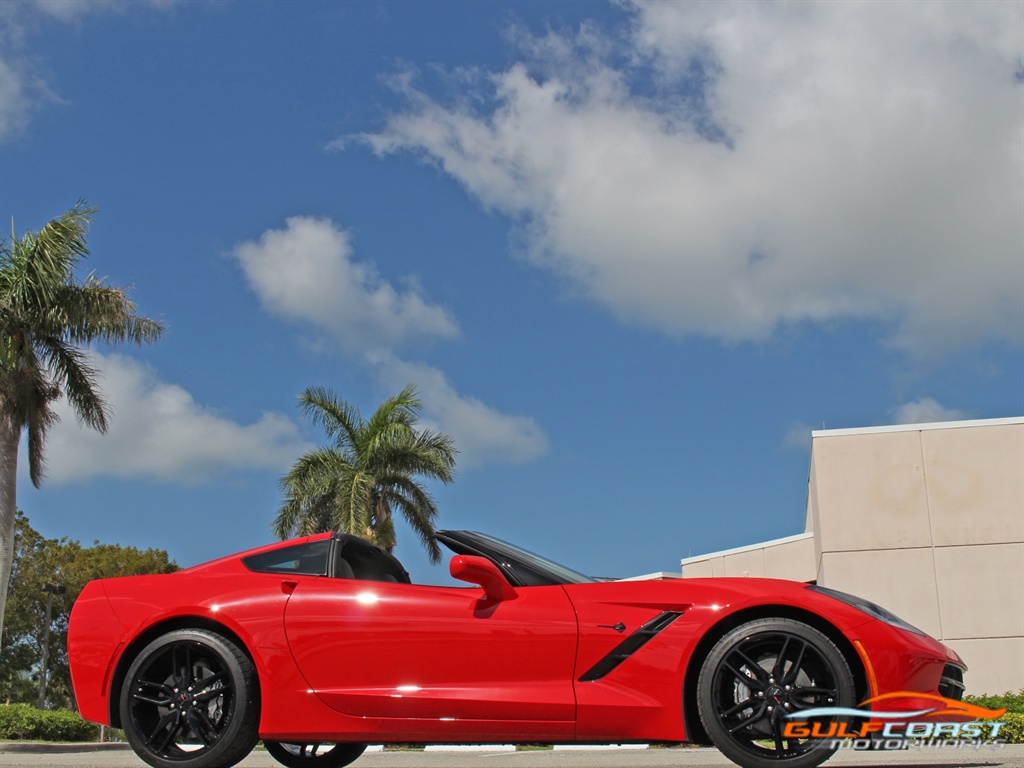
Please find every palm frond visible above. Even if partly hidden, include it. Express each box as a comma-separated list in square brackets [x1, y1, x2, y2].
[0, 201, 95, 313]
[365, 384, 420, 437]
[23, 378, 60, 489]
[36, 337, 107, 432]
[298, 386, 361, 451]
[56, 281, 164, 346]
[384, 481, 442, 563]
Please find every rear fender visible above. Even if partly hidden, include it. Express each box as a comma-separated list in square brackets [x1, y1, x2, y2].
[68, 582, 126, 725]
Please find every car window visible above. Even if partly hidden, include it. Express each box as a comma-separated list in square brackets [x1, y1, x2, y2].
[334, 537, 411, 584]
[242, 539, 330, 576]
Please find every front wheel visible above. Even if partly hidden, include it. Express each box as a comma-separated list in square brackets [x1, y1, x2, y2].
[696, 618, 855, 768]
[119, 629, 260, 768]
[264, 741, 368, 768]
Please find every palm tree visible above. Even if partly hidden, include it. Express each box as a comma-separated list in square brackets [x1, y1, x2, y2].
[0, 201, 163, 640]
[274, 385, 456, 563]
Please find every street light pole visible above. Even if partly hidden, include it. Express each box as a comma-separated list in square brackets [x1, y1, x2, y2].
[37, 583, 65, 709]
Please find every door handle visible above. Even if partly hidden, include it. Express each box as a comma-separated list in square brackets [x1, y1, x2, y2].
[598, 622, 627, 633]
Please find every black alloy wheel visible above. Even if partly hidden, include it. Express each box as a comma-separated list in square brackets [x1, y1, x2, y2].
[119, 629, 260, 768]
[696, 618, 855, 768]
[264, 741, 368, 768]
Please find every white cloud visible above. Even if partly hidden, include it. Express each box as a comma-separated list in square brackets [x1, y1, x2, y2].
[10, 0, 176, 23]
[361, 1, 1024, 354]
[233, 217, 547, 469]
[28, 0, 127, 22]
[31, 353, 310, 485]
[0, 58, 43, 142]
[783, 423, 814, 452]
[232, 216, 458, 353]
[889, 398, 969, 425]
[0, 0, 175, 142]
[372, 355, 549, 468]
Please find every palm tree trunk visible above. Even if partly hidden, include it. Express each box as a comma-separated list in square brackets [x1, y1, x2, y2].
[374, 496, 397, 553]
[0, 415, 21, 644]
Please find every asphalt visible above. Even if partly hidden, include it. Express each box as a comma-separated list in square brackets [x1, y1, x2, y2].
[0, 744, 1021, 768]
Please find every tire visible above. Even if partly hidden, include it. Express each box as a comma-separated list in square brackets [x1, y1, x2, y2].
[264, 741, 368, 768]
[696, 618, 855, 768]
[119, 629, 261, 768]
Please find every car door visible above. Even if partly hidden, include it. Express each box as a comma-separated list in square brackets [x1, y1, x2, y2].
[563, 580, 694, 741]
[283, 576, 579, 725]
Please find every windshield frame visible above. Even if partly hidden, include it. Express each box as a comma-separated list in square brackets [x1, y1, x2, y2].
[435, 530, 595, 587]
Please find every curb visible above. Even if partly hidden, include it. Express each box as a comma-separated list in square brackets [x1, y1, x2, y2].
[0, 742, 132, 753]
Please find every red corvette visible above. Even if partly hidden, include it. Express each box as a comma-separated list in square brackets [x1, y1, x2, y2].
[68, 530, 966, 768]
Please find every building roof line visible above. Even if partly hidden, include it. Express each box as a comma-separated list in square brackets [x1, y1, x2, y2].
[680, 532, 814, 566]
[811, 416, 1023, 439]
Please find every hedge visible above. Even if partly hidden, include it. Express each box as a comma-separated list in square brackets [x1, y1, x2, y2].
[0, 704, 98, 742]
[965, 689, 1024, 715]
[993, 713, 1024, 744]
[0, 692, 1021, 745]
[964, 689, 1024, 744]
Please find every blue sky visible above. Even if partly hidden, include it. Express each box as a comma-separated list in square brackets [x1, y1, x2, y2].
[1, 0, 1022, 585]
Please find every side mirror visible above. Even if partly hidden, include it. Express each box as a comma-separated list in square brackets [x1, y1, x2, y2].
[450, 555, 518, 602]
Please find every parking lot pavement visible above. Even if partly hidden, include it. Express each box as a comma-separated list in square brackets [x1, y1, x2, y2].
[0, 745, 1022, 768]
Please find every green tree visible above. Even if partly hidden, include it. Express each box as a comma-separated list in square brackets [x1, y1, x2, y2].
[0, 201, 164, 641]
[274, 385, 456, 562]
[0, 511, 177, 708]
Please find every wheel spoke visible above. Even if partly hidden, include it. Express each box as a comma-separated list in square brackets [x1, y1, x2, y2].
[731, 648, 770, 685]
[132, 693, 172, 706]
[147, 710, 182, 753]
[193, 683, 232, 704]
[132, 680, 173, 707]
[721, 697, 758, 718]
[770, 709, 787, 752]
[771, 636, 791, 680]
[723, 658, 767, 690]
[192, 670, 229, 696]
[188, 708, 220, 746]
[794, 685, 836, 699]
[171, 643, 185, 690]
[786, 698, 815, 712]
[782, 640, 808, 685]
[727, 701, 768, 733]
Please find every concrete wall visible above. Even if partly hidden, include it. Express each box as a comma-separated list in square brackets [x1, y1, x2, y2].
[809, 419, 1023, 695]
[680, 533, 817, 582]
[681, 417, 1024, 695]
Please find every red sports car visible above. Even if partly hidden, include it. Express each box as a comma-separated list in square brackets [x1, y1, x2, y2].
[68, 530, 966, 768]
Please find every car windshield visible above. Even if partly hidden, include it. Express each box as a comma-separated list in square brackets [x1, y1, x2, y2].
[445, 531, 595, 585]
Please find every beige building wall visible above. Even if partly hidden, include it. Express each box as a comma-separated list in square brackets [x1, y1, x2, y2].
[680, 533, 817, 582]
[681, 417, 1024, 695]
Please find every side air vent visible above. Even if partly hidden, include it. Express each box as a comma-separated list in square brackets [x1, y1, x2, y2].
[578, 611, 683, 682]
[938, 664, 965, 700]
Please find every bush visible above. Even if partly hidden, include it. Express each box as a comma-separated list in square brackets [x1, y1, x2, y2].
[965, 689, 1024, 715]
[0, 704, 99, 742]
[963, 689, 1024, 743]
[995, 713, 1024, 744]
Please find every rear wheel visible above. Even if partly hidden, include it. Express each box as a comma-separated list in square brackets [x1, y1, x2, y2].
[696, 618, 855, 768]
[119, 629, 260, 768]
[264, 741, 367, 768]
